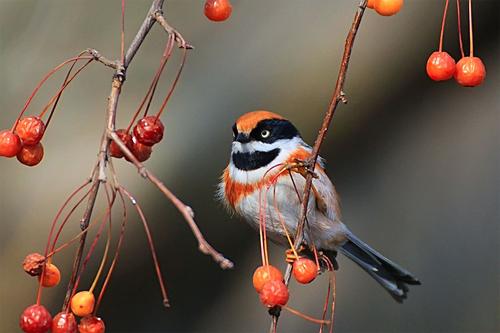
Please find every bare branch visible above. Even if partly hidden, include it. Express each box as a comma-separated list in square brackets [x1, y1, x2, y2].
[124, 0, 165, 68]
[108, 131, 234, 269]
[86, 49, 121, 70]
[154, 11, 193, 49]
[270, 0, 368, 330]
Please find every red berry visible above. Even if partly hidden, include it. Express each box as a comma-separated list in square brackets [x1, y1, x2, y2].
[292, 258, 318, 284]
[17, 142, 44, 166]
[0, 130, 22, 157]
[126, 136, 152, 163]
[23, 252, 46, 276]
[16, 116, 45, 145]
[109, 129, 132, 158]
[52, 312, 77, 333]
[204, 0, 233, 22]
[454, 56, 486, 87]
[259, 280, 289, 307]
[39, 263, 61, 287]
[78, 316, 105, 333]
[133, 116, 164, 146]
[374, 0, 403, 16]
[71, 291, 95, 317]
[426, 51, 456, 81]
[20, 304, 52, 333]
[252, 265, 283, 293]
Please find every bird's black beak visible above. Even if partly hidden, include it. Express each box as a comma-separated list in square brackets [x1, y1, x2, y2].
[235, 132, 251, 143]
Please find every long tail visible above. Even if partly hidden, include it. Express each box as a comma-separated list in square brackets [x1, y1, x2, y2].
[338, 232, 421, 302]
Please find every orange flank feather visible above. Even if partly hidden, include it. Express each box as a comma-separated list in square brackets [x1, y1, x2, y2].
[225, 148, 324, 207]
[235, 110, 284, 133]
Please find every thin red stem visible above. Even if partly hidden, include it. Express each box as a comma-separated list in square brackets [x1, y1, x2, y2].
[69, 196, 116, 302]
[438, 0, 450, 52]
[155, 46, 188, 119]
[12, 55, 92, 132]
[126, 36, 174, 132]
[144, 35, 175, 117]
[39, 59, 94, 119]
[468, 0, 473, 56]
[282, 305, 330, 325]
[35, 179, 92, 305]
[43, 56, 81, 129]
[50, 186, 94, 253]
[119, 186, 170, 307]
[95, 189, 128, 312]
[456, 0, 465, 58]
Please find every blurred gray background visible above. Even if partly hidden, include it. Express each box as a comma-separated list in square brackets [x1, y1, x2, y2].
[0, 1, 498, 332]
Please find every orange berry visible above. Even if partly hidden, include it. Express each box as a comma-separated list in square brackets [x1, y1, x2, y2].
[367, 0, 377, 9]
[426, 51, 456, 81]
[0, 130, 22, 157]
[39, 263, 61, 287]
[204, 0, 233, 22]
[374, 0, 403, 16]
[16, 116, 45, 145]
[252, 265, 283, 293]
[292, 258, 318, 284]
[454, 56, 486, 87]
[71, 291, 95, 317]
[259, 280, 289, 307]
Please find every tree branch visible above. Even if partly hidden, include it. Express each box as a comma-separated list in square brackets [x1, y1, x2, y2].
[270, 0, 368, 330]
[62, 0, 233, 312]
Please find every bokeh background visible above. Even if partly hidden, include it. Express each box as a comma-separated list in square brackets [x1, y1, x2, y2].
[0, 1, 498, 332]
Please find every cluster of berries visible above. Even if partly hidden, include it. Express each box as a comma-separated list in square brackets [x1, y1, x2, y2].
[426, 0, 486, 86]
[20, 253, 105, 333]
[252, 258, 318, 308]
[0, 116, 45, 166]
[109, 116, 165, 163]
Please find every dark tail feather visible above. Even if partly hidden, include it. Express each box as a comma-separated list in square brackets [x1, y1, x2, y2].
[338, 233, 420, 303]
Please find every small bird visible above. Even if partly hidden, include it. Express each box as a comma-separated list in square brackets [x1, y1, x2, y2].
[219, 110, 420, 302]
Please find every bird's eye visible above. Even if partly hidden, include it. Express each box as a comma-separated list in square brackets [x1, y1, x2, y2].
[260, 129, 271, 138]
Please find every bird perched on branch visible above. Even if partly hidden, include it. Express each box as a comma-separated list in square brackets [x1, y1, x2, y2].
[219, 110, 420, 302]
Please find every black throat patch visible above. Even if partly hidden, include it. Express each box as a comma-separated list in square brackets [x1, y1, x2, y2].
[232, 149, 280, 171]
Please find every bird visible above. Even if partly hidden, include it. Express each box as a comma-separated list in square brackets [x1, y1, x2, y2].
[219, 110, 420, 302]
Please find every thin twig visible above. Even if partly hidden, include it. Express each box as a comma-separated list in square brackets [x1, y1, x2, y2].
[108, 130, 234, 269]
[270, 0, 368, 331]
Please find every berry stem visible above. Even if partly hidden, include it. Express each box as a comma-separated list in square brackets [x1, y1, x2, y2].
[144, 35, 175, 117]
[89, 187, 113, 293]
[49, 185, 94, 254]
[12, 55, 92, 133]
[35, 179, 92, 305]
[155, 46, 188, 119]
[39, 59, 94, 119]
[282, 306, 330, 325]
[438, 0, 450, 52]
[95, 189, 128, 313]
[119, 186, 170, 307]
[125, 35, 174, 133]
[43, 55, 82, 129]
[271, 179, 298, 259]
[468, 0, 474, 57]
[69, 200, 114, 304]
[456, 0, 465, 58]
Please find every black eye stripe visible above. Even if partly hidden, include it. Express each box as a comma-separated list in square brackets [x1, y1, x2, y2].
[249, 119, 300, 143]
[231, 149, 280, 171]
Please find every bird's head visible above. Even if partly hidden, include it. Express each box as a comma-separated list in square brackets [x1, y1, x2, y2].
[230, 110, 303, 172]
